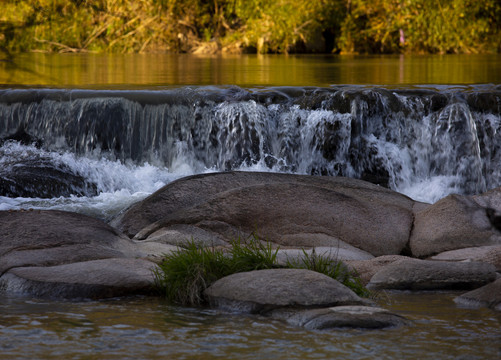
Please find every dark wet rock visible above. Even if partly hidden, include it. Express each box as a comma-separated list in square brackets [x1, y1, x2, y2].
[410, 194, 501, 258]
[0, 154, 97, 198]
[0, 128, 42, 147]
[269, 305, 410, 330]
[0, 258, 156, 300]
[0, 210, 137, 275]
[345, 255, 410, 285]
[466, 92, 501, 114]
[113, 172, 415, 256]
[429, 245, 501, 271]
[454, 278, 501, 311]
[367, 258, 497, 291]
[204, 268, 369, 314]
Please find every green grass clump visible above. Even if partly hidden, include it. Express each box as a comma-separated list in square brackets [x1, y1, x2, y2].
[153, 236, 279, 306]
[153, 235, 370, 306]
[285, 248, 371, 298]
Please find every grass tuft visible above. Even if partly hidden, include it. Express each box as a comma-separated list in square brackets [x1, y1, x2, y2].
[153, 235, 371, 306]
[285, 248, 372, 298]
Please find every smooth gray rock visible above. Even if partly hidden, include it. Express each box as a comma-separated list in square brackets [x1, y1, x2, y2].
[269, 305, 410, 329]
[143, 224, 228, 248]
[0, 258, 156, 300]
[454, 278, 501, 311]
[112, 172, 415, 256]
[345, 255, 410, 285]
[0, 210, 138, 275]
[410, 194, 501, 258]
[429, 245, 501, 271]
[367, 258, 497, 290]
[276, 246, 374, 266]
[204, 268, 370, 314]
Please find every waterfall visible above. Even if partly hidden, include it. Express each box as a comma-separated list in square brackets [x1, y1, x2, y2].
[1, 85, 500, 214]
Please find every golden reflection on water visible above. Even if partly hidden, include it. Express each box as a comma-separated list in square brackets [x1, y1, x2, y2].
[0, 53, 499, 88]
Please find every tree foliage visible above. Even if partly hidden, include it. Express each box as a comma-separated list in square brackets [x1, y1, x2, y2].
[0, 0, 499, 54]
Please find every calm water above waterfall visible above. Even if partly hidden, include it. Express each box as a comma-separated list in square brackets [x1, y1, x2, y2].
[1, 54, 501, 359]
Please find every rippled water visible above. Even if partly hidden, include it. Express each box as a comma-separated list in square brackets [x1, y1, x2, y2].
[1, 293, 500, 360]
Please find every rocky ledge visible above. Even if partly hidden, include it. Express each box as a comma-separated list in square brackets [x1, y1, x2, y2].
[1, 171, 501, 330]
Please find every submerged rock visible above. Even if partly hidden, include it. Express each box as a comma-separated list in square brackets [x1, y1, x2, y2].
[204, 268, 370, 314]
[269, 305, 409, 330]
[367, 258, 497, 291]
[112, 172, 415, 256]
[454, 278, 501, 311]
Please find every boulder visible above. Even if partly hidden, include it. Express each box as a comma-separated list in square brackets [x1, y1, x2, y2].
[454, 278, 501, 311]
[410, 194, 501, 258]
[367, 258, 497, 290]
[345, 255, 410, 285]
[0, 210, 138, 275]
[143, 224, 228, 248]
[0, 150, 97, 198]
[112, 172, 415, 256]
[269, 305, 409, 330]
[429, 245, 501, 271]
[204, 268, 370, 314]
[0, 258, 156, 300]
[275, 246, 374, 266]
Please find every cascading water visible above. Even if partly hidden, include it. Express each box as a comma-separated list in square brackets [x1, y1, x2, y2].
[1, 85, 500, 219]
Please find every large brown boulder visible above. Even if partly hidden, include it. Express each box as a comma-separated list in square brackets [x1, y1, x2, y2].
[429, 245, 501, 271]
[0, 210, 171, 299]
[410, 194, 501, 258]
[345, 255, 410, 285]
[112, 172, 415, 256]
[367, 258, 497, 290]
[0, 258, 156, 299]
[0, 210, 137, 274]
[204, 268, 370, 314]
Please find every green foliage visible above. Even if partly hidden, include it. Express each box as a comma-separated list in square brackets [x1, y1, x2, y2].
[285, 248, 371, 298]
[153, 235, 370, 306]
[2, 0, 498, 54]
[340, 0, 501, 54]
[152, 236, 279, 306]
[152, 241, 233, 306]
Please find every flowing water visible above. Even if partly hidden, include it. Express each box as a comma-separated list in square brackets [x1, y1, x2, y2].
[1, 293, 500, 360]
[1, 53, 501, 358]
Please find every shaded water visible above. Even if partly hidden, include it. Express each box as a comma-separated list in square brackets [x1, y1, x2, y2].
[1, 293, 500, 360]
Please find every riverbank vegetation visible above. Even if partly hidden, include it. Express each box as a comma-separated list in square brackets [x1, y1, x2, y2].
[1, 0, 499, 55]
[153, 237, 370, 306]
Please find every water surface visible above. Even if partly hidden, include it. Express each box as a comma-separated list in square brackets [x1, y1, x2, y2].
[1, 53, 500, 88]
[1, 292, 500, 360]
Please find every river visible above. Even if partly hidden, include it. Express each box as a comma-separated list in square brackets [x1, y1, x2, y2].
[1, 53, 500, 359]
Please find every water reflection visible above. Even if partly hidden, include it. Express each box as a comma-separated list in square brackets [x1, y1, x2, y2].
[1, 293, 500, 359]
[0, 53, 499, 87]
